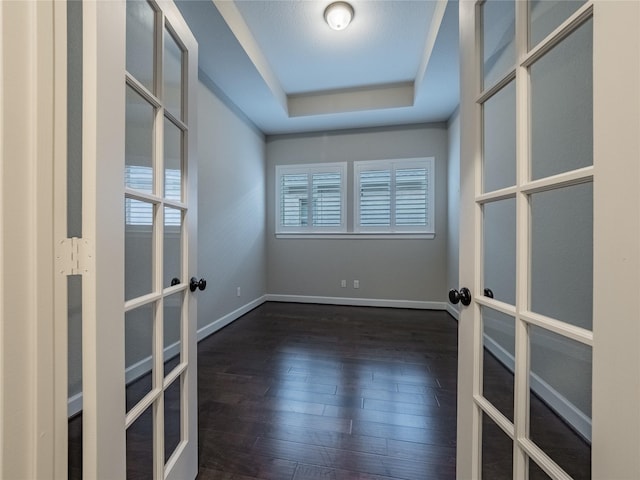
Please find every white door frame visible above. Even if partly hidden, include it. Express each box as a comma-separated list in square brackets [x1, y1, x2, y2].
[457, 4, 482, 477]
[590, 2, 640, 477]
[1, 1, 68, 478]
[80, 1, 127, 477]
[457, 0, 640, 478]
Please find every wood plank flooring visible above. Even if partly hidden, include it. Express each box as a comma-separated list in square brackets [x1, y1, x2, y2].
[196, 303, 458, 480]
[69, 301, 591, 479]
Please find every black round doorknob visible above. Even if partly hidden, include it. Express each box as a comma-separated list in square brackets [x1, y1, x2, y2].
[449, 287, 472, 306]
[170, 277, 180, 286]
[190, 277, 207, 292]
[484, 288, 494, 299]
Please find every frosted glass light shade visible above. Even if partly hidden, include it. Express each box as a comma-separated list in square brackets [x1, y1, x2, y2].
[324, 2, 354, 31]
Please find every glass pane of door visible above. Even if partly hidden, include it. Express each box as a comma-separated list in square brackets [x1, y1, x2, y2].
[482, 307, 515, 422]
[125, 86, 155, 193]
[126, 0, 156, 93]
[164, 118, 183, 201]
[482, 0, 515, 89]
[483, 81, 516, 193]
[529, 0, 586, 49]
[529, 459, 553, 480]
[125, 199, 154, 301]
[530, 182, 593, 329]
[482, 413, 513, 478]
[163, 206, 182, 289]
[126, 408, 154, 479]
[529, 326, 592, 479]
[483, 198, 516, 305]
[164, 378, 182, 462]
[163, 292, 182, 376]
[530, 18, 593, 180]
[125, 304, 154, 412]
[163, 28, 183, 120]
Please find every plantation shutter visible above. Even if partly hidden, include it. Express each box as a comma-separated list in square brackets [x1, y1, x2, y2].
[280, 173, 309, 227]
[276, 163, 346, 234]
[395, 167, 427, 226]
[359, 170, 391, 226]
[355, 158, 433, 233]
[164, 168, 181, 202]
[312, 172, 342, 226]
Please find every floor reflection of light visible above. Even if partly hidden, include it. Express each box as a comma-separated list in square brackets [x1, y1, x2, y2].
[263, 313, 453, 473]
[269, 341, 339, 458]
[367, 362, 444, 447]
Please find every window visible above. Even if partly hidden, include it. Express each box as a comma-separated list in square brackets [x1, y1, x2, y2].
[276, 163, 347, 233]
[354, 158, 434, 234]
[275, 158, 434, 238]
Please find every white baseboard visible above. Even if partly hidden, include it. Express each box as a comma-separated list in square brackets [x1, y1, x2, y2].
[484, 334, 592, 442]
[265, 294, 447, 311]
[446, 304, 460, 321]
[68, 341, 182, 418]
[197, 295, 267, 341]
[124, 341, 182, 384]
[68, 295, 267, 418]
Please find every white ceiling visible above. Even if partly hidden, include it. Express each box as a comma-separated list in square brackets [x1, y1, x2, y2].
[175, 0, 459, 135]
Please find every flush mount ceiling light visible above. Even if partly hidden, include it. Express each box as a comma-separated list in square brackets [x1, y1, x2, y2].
[324, 2, 354, 31]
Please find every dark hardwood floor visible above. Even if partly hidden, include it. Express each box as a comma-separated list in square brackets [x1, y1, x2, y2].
[69, 302, 591, 479]
[196, 303, 458, 480]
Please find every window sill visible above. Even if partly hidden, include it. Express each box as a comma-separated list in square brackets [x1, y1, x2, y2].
[275, 233, 435, 240]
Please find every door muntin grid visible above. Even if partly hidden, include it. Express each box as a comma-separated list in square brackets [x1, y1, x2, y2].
[124, 0, 189, 475]
[477, 1, 594, 478]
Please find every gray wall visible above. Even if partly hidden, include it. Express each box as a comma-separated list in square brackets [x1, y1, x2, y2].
[446, 110, 460, 314]
[197, 74, 267, 329]
[265, 124, 448, 303]
[67, 0, 83, 399]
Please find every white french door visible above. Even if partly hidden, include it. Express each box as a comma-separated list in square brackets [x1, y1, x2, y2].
[80, 0, 199, 478]
[457, 1, 640, 479]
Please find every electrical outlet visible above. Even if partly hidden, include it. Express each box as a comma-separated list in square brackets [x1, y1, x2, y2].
[341, 280, 347, 288]
[353, 280, 360, 289]
[236, 287, 241, 297]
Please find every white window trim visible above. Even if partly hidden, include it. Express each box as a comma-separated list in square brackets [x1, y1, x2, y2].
[275, 162, 347, 234]
[276, 233, 435, 240]
[354, 157, 435, 234]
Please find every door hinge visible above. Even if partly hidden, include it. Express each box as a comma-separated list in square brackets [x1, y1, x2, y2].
[56, 237, 92, 276]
